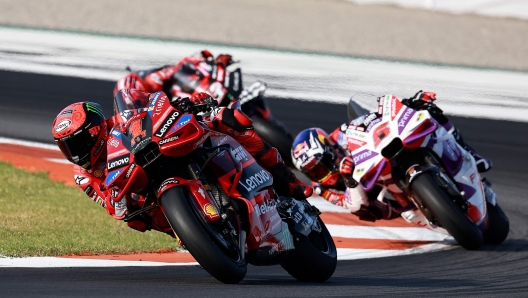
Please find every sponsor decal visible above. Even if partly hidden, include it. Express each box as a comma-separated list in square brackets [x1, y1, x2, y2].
[197, 187, 206, 199]
[74, 175, 90, 185]
[217, 135, 228, 145]
[193, 134, 209, 149]
[129, 119, 147, 146]
[148, 92, 162, 111]
[383, 95, 391, 119]
[154, 95, 166, 116]
[108, 138, 120, 148]
[346, 129, 366, 139]
[254, 198, 276, 216]
[416, 112, 425, 122]
[240, 170, 271, 192]
[397, 108, 416, 134]
[366, 118, 382, 132]
[90, 192, 105, 207]
[60, 109, 73, 116]
[107, 154, 130, 171]
[121, 110, 133, 120]
[158, 135, 180, 145]
[293, 211, 303, 223]
[111, 187, 119, 198]
[131, 137, 151, 154]
[232, 146, 248, 161]
[155, 111, 180, 138]
[232, 70, 240, 92]
[105, 169, 123, 186]
[293, 141, 309, 158]
[112, 130, 122, 137]
[353, 149, 378, 165]
[85, 103, 104, 118]
[93, 139, 105, 156]
[158, 178, 179, 193]
[125, 163, 136, 178]
[406, 165, 422, 183]
[203, 203, 219, 218]
[84, 186, 94, 195]
[347, 138, 367, 150]
[363, 113, 378, 127]
[168, 114, 192, 134]
[55, 120, 71, 133]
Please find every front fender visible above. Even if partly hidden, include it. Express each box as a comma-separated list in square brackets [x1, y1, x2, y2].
[157, 177, 221, 223]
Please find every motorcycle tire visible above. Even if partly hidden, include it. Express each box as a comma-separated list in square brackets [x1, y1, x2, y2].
[483, 202, 509, 245]
[160, 187, 247, 284]
[251, 114, 294, 167]
[412, 172, 484, 250]
[281, 217, 337, 282]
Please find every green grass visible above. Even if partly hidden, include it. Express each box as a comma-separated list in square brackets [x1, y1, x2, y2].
[0, 161, 177, 256]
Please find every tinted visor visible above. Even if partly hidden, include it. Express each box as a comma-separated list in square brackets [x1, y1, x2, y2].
[56, 127, 98, 166]
[303, 150, 336, 183]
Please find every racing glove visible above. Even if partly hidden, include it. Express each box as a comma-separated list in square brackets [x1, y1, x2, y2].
[339, 156, 358, 188]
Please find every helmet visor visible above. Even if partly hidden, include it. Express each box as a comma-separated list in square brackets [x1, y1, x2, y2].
[303, 149, 337, 183]
[56, 127, 98, 166]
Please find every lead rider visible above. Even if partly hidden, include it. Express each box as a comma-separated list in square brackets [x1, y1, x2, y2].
[52, 89, 312, 232]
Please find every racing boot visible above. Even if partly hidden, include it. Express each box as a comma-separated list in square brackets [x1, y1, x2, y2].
[451, 127, 492, 173]
[257, 146, 313, 200]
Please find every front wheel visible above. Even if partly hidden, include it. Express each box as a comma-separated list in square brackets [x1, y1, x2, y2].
[483, 202, 509, 244]
[412, 172, 484, 250]
[281, 217, 337, 282]
[251, 115, 294, 167]
[160, 187, 247, 284]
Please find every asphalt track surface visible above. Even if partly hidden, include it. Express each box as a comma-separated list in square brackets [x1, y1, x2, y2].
[1, 70, 528, 297]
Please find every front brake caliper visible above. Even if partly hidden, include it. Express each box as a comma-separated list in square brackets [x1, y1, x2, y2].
[276, 197, 321, 236]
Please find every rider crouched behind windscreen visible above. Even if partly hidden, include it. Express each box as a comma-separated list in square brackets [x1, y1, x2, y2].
[291, 91, 492, 227]
[51, 89, 312, 233]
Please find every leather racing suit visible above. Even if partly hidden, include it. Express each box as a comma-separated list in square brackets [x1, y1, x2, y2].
[73, 90, 312, 232]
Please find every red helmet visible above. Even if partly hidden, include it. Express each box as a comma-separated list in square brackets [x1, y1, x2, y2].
[52, 102, 108, 169]
[113, 73, 146, 97]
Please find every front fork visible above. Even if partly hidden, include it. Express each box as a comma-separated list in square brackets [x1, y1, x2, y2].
[276, 196, 322, 237]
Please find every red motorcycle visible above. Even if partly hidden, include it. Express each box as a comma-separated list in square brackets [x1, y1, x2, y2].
[131, 60, 295, 166]
[105, 91, 337, 283]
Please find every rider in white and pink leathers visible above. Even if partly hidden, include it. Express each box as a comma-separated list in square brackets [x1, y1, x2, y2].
[291, 91, 493, 227]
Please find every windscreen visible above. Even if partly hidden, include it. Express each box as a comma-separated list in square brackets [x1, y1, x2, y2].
[113, 89, 152, 115]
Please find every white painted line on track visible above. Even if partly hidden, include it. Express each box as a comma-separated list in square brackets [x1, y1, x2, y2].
[337, 242, 456, 260]
[327, 225, 451, 241]
[1, 27, 528, 122]
[0, 256, 198, 268]
[0, 136, 59, 151]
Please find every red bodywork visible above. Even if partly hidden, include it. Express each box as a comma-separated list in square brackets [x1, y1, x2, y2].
[104, 92, 290, 261]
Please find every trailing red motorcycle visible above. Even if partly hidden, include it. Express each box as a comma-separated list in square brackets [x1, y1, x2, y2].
[127, 57, 295, 166]
[105, 91, 336, 283]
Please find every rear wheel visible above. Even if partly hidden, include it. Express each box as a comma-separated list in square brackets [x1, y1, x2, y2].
[483, 202, 509, 244]
[160, 187, 247, 284]
[281, 217, 337, 282]
[412, 172, 484, 250]
[251, 115, 294, 167]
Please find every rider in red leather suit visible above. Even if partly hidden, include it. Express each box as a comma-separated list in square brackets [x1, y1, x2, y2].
[52, 90, 312, 233]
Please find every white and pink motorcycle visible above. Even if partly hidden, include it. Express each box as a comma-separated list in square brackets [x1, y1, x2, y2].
[342, 94, 509, 250]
